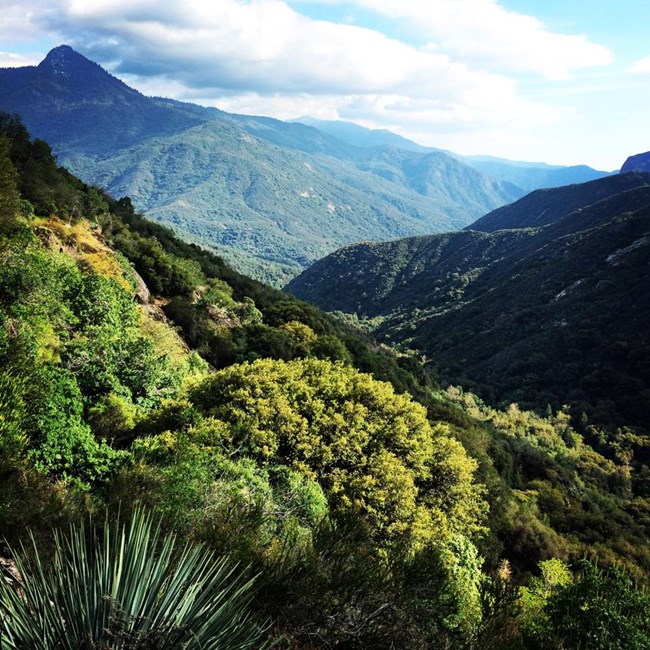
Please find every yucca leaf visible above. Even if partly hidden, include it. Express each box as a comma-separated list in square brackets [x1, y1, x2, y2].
[0, 505, 270, 649]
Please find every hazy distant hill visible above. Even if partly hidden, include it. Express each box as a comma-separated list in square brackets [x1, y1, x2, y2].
[295, 116, 613, 191]
[0, 46, 520, 283]
[293, 116, 435, 152]
[287, 172, 650, 429]
[460, 156, 615, 192]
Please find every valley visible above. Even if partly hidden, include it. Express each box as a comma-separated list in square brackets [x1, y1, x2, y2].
[1, 22, 649, 649]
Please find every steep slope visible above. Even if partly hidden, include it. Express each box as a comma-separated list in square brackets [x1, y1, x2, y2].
[0, 45, 202, 155]
[287, 173, 650, 431]
[0, 46, 519, 284]
[470, 171, 650, 231]
[4, 116, 650, 648]
[622, 151, 650, 173]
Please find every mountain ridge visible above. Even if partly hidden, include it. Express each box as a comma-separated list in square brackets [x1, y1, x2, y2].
[622, 150, 650, 173]
[287, 172, 650, 432]
[0, 45, 520, 284]
[293, 115, 614, 191]
[470, 171, 650, 232]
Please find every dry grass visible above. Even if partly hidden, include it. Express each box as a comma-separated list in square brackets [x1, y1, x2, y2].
[34, 216, 132, 291]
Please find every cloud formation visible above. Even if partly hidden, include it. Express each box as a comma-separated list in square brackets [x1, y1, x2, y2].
[42, 0, 502, 95]
[298, 0, 613, 80]
[10, 2, 565, 115]
[0, 0, 617, 162]
[630, 55, 650, 75]
[0, 50, 42, 67]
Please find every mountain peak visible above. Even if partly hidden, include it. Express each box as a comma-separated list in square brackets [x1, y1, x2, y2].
[33, 44, 141, 100]
[44, 44, 78, 58]
[39, 45, 93, 74]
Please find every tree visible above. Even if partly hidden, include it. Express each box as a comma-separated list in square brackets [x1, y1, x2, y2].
[191, 358, 486, 552]
[0, 135, 20, 232]
[524, 559, 650, 649]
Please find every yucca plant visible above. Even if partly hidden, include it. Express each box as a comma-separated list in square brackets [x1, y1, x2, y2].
[0, 506, 270, 649]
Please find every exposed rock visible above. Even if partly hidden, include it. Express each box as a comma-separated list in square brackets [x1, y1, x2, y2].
[0, 555, 23, 590]
[133, 270, 151, 304]
[207, 305, 239, 329]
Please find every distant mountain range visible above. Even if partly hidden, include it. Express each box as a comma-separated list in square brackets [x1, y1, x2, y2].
[0, 45, 522, 284]
[287, 172, 650, 431]
[294, 116, 615, 192]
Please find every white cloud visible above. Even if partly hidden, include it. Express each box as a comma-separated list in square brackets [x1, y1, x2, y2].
[52, 0, 485, 96]
[0, 1, 45, 39]
[0, 50, 42, 67]
[0, 0, 613, 164]
[208, 86, 565, 139]
[11, 1, 561, 121]
[292, 0, 614, 79]
[630, 55, 650, 75]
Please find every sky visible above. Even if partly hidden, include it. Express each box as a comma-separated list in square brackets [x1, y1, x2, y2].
[1, 0, 649, 170]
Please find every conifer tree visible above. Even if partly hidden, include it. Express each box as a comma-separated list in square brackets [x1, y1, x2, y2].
[0, 135, 20, 231]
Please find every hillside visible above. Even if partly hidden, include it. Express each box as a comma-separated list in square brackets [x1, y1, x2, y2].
[293, 116, 436, 152]
[287, 172, 650, 436]
[622, 151, 650, 173]
[0, 46, 520, 284]
[470, 172, 650, 232]
[3, 114, 650, 649]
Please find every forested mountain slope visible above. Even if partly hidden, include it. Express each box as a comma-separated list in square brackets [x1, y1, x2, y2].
[470, 171, 650, 231]
[287, 173, 650, 437]
[2, 114, 650, 649]
[622, 150, 650, 173]
[0, 46, 519, 284]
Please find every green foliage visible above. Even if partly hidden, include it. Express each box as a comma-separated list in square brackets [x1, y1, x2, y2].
[523, 560, 650, 649]
[99, 201, 437, 405]
[0, 371, 27, 464]
[108, 229, 206, 296]
[0, 507, 270, 649]
[26, 365, 125, 484]
[0, 134, 20, 231]
[114, 424, 330, 574]
[191, 358, 486, 551]
[1, 113, 649, 649]
[87, 392, 139, 441]
[519, 558, 573, 632]
[0, 128, 202, 485]
[445, 388, 650, 577]
[288, 174, 650, 439]
[0, 112, 96, 220]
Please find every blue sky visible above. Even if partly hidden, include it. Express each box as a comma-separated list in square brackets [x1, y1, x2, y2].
[1, 0, 649, 169]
